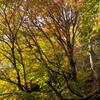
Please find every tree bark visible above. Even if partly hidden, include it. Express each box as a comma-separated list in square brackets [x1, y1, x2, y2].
[88, 41, 100, 93]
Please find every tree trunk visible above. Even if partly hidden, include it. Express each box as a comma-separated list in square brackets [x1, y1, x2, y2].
[69, 56, 77, 81]
[89, 42, 100, 93]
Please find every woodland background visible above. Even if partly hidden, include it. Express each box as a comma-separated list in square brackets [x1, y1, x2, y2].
[0, 0, 100, 100]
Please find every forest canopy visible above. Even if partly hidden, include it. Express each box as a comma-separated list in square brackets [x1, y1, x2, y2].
[0, 0, 100, 100]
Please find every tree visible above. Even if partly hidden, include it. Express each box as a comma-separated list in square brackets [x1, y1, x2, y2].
[0, 0, 100, 100]
[0, 1, 45, 99]
[78, 0, 100, 93]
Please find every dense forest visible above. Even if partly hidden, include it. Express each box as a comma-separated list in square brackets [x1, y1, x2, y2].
[0, 0, 100, 100]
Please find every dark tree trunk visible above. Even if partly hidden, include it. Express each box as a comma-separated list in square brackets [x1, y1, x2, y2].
[69, 57, 77, 81]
